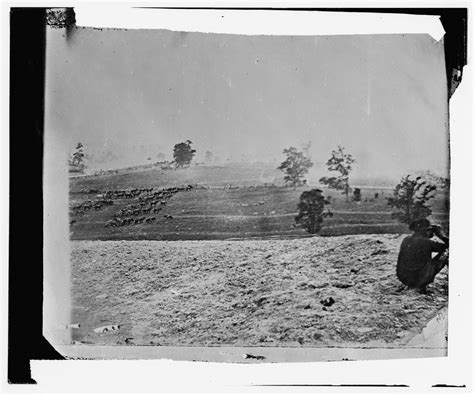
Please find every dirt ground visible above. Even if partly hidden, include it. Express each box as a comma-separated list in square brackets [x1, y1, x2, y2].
[70, 234, 448, 347]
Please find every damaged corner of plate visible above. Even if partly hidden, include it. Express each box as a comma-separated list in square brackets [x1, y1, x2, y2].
[46, 8, 76, 29]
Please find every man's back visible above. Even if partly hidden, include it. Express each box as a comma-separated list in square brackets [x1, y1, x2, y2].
[397, 234, 447, 286]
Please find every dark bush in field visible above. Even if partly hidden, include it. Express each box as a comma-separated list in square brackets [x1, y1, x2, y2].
[295, 189, 333, 234]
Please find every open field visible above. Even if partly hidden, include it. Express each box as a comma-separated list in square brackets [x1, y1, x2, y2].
[70, 234, 448, 347]
[68, 164, 449, 349]
[69, 165, 449, 241]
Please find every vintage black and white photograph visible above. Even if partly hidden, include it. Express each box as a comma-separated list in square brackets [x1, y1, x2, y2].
[41, 7, 459, 365]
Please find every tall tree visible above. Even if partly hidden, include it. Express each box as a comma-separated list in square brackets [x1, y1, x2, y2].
[319, 145, 356, 202]
[278, 147, 313, 189]
[173, 140, 196, 168]
[72, 142, 85, 167]
[387, 174, 437, 225]
[295, 189, 333, 234]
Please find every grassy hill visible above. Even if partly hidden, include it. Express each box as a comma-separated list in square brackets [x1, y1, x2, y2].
[69, 164, 449, 241]
[70, 163, 283, 192]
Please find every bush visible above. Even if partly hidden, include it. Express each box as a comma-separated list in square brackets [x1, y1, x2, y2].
[387, 175, 437, 225]
[295, 189, 333, 234]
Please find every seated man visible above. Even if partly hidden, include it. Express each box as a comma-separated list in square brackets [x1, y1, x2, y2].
[396, 218, 449, 293]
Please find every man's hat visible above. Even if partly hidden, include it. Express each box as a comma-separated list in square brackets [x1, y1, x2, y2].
[409, 218, 433, 231]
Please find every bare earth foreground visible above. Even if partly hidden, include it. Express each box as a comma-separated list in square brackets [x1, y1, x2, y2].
[71, 234, 448, 348]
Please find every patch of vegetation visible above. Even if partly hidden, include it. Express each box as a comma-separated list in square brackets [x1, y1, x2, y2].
[278, 147, 313, 189]
[295, 189, 333, 234]
[173, 140, 196, 168]
[387, 174, 438, 225]
[319, 146, 356, 202]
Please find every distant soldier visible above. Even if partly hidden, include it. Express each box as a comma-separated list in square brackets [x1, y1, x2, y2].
[396, 218, 449, 294]
[352, 188, 362, 202]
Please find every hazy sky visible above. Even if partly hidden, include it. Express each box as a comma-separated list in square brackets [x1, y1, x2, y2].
[45, 27, 449, 179]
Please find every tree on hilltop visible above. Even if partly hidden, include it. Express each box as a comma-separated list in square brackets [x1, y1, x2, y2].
[69, 142, 86, 173]
[278, 147, 313, 189]
[72, 142, 85, 166]
[173, 140, 196, 168]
